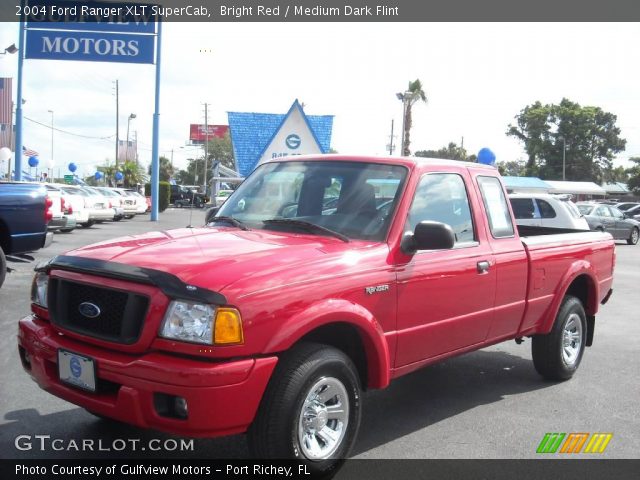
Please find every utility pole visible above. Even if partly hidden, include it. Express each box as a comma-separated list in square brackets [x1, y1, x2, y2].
[134, 130, 138, 165]
[203, 102, 210, 196]
[114, 80, 119, 168]
[387, 119, 395, 155]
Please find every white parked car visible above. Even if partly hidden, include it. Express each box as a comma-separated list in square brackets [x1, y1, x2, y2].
[59, 185, 92, 228]
[111, 188, 139, 218]
[508, 193, 589, 230]
[80, 187, 116, 224]
[94, 187, 125, 220]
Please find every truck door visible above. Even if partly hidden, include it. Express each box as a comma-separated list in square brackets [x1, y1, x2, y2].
[395, 171, 496, 366]
[475, 175, 528, 339]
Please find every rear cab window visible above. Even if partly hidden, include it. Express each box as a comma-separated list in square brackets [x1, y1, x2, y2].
[476, 176, 514, 238]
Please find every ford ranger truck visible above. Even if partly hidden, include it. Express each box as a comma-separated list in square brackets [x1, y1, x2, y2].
[18, 155, 614, 474]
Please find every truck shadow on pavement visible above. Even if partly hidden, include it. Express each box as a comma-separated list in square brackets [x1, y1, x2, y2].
[0, 349, 552, 459]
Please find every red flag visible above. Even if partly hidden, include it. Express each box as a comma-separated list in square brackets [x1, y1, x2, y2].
[0, 78, 12, 124]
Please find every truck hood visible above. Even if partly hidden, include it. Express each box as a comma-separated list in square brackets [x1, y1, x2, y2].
[66, 227, 369, 296]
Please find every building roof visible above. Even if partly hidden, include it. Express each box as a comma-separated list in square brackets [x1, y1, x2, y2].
[602, 182, 630, 194]
[227, 100, 333, 177]
[545, 180, 607, 196]
[501, 176, 553, 191]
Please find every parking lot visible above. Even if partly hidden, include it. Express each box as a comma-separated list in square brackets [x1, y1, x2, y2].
[0, 209, 638, 460]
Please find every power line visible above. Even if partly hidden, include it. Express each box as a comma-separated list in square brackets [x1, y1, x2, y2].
[24, 116, 115, 141]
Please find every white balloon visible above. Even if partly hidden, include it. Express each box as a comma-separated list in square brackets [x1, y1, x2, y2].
[44, 157, 54, 169]
[0, 147, 13, 162]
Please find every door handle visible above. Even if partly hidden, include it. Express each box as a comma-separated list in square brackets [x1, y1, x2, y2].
[477, 261, 491, 274]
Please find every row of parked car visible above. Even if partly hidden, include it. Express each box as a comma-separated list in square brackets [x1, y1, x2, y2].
[44, 184, 150, 233]
[508, 193, 640, 245]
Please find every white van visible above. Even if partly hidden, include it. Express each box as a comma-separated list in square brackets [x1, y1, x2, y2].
[508, 193, 589, 230]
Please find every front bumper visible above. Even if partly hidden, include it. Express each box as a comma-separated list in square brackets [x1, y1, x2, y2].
[18, 315, 278, 437]
[88, 208, 115, 221]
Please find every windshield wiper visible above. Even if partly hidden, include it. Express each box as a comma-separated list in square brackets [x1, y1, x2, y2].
[208, 216, 250, 231]
[262, 219, 350, 243]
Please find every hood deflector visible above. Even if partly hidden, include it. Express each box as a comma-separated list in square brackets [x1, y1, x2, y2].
[36, 255, 228, 305]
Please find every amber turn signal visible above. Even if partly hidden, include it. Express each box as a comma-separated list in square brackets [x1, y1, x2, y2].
[214, 308, 244, 345]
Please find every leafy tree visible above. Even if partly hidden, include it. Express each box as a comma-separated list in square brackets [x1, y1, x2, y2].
[203, 133, 235, 171]
[602, 165, 629, 184]
[175, 157, 205, 186]
[627, 157, 640, 195]
[400, 79, 427, 156]
[415, 142, 468, 161]
[147, 156, 174, 182]
[506, 101, 550, 176]
[497, 159, 527, 177]
[507, 98, 626, 182]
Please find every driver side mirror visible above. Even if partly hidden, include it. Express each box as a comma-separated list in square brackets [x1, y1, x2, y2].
[205, 206, 219, 224]
[401, 221, 455, 254]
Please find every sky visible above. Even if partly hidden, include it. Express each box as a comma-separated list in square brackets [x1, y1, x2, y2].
[1, 22, 639, 179]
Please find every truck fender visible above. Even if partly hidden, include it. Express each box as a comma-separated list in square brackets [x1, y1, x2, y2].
[539, 260, 599, 335]
[262, 299, 391, 389]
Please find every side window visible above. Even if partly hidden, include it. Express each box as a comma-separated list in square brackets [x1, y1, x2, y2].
[477, 176, 515, 238]
[596, 206, 610, 217]
[610, 207, 624, 219]
[406, 173, 475, 244]
[536, 199, 557, 219]
[510, 198, 536, 219]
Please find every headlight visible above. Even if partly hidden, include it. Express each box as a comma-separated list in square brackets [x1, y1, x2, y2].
[30, 272, 49, 308]
[159, 301, 243, 346]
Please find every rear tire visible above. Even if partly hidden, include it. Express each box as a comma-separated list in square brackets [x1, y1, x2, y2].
[532, 295, 587, 381]
[80, 221, 95, 228]
[249, 343, 361, 476]
[0, 246, 7, 288]
[627, 227, 639, 245]
[59, 228, 74, 233]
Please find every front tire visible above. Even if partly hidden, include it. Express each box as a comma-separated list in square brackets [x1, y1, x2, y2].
[627, 227, 639, 245]
[532, 295, 587, 381]
[0, 246, 6, 288]
[249, 343, 361, 475]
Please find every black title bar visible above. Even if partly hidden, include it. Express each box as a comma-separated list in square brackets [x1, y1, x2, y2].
[1, 0, 640, 22]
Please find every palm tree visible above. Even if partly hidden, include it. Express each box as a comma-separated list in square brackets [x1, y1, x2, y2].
[121, 160, 148, 188]
[400, 79, 427, 156]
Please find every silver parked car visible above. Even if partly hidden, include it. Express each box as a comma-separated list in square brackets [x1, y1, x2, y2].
[576, 202, 640, 245]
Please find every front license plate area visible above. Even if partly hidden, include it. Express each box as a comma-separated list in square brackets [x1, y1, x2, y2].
[58, 349, 97, 392]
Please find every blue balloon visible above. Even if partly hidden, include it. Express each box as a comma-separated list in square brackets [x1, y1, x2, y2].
[115, 171, 124, 181]
[68, 162, 77, 173]
[478, 148, 496, 166]
[28, 156, 39, 168]
[94, 171, 103, 180]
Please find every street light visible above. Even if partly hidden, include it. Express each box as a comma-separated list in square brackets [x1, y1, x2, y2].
[0, 44, 18, 56]
[559, 136, 568, 181]
[125, 113, 136, 162]
[47, 110, 53, 180]
[396, 91, 410, 156]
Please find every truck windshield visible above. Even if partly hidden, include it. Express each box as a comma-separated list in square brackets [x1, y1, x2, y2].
[215, 160, 408, 241]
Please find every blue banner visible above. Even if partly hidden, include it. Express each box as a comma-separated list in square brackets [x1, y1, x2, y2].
[25, 1, 157, 34]
[25, 29, 155, 64]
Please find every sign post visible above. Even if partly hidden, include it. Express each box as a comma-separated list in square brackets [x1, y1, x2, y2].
[15, 1, 162, 219]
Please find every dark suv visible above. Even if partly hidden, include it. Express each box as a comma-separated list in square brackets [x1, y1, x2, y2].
[170, 184, 208, 208]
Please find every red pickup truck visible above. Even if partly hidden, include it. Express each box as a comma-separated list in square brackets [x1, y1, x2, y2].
[18, 155, 614, 473]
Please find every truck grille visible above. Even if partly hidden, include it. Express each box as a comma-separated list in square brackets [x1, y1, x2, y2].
[48, 278, 149, 344]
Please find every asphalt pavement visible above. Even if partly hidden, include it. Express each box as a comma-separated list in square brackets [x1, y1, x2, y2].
[1, 209, 638, 460]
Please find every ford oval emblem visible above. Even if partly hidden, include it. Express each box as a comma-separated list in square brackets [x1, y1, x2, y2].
[78, 302, 101, 319]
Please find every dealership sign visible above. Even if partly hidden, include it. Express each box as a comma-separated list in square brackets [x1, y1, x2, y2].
[24, 1, 157, 64]
[258, 101, 324, 165]
[25, 29, 155, 63]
